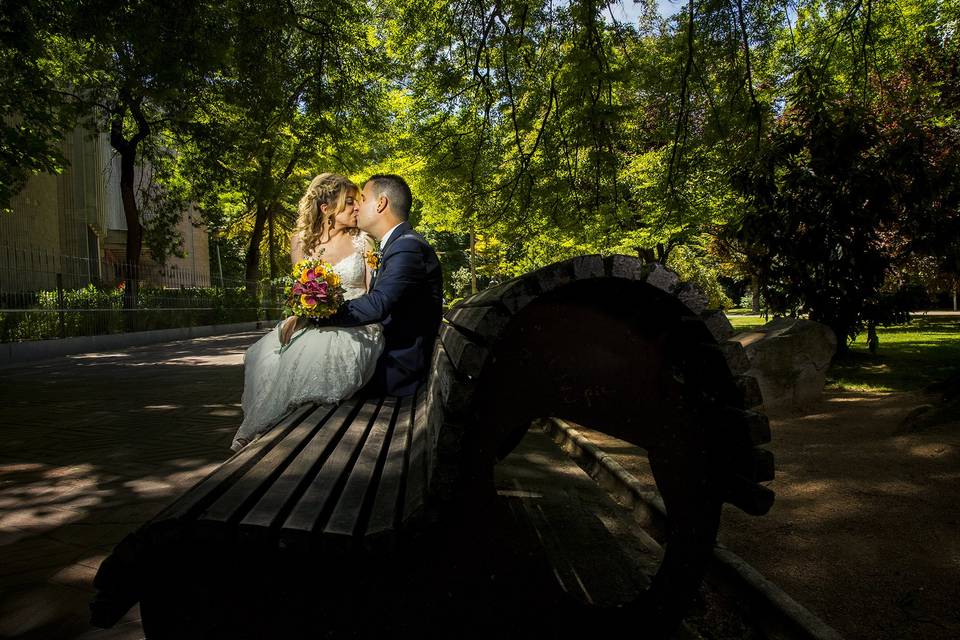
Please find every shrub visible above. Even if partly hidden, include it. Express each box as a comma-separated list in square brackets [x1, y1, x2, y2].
[1, 283, 279, 342]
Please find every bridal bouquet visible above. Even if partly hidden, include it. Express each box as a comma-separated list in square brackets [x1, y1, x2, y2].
[283, 258, 345, 319]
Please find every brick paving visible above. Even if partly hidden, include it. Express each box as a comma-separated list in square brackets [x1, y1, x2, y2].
[0, 331, 267, 640]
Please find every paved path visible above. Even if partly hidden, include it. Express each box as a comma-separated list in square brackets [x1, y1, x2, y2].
[0, 331, 267, 640]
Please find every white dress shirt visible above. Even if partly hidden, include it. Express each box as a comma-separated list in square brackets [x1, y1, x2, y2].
[378, 222, 404, 250]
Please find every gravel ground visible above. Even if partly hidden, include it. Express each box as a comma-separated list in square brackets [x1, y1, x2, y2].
[574, 390, 960, 640]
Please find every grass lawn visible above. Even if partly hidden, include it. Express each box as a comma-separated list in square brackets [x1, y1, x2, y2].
[726, 315, 767, 332]
[725, 314, 960, 393]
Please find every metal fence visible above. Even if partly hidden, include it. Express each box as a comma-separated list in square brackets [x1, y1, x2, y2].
[0, 245, 284, 343]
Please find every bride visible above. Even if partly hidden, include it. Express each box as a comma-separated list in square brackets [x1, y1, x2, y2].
[231, 173, 384, 451]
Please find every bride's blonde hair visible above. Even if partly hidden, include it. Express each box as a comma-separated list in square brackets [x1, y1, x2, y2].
[295, 173, 359, 255]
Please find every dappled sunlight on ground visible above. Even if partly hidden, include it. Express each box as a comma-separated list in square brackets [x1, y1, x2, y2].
[730, 392, 960, 640]
[0, 330, 265, 639]
[822, 392, 889, 403]
[901, 441, 957, 458]
[572, 388, 960, 640]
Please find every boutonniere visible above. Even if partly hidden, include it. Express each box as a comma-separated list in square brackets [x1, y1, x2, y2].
[365, 248, 381, 271]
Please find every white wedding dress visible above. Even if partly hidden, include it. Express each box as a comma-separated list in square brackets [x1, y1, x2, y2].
[232, 234, 384, 451]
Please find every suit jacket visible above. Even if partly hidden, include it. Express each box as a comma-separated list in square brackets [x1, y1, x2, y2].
[333, 221, 443, 397]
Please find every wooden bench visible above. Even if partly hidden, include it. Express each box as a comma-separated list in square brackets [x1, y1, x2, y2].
[91, 254, 774, 639]
[90, 393, 436, 636]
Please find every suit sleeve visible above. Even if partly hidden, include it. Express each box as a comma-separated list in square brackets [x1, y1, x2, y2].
[333, 239, 426, 326]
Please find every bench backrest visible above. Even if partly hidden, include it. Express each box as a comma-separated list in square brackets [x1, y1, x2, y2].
[417, 255, 772, 517]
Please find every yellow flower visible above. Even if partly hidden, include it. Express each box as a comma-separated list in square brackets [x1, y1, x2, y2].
[300, 294, 318, 308]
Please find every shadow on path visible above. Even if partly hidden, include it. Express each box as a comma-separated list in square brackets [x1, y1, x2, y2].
[0, 331, 266, 639]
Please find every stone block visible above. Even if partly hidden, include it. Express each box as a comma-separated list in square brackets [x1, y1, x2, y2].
[731, 318, 837, 410]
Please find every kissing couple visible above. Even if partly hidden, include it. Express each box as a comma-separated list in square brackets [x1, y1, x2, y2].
[231, 173, 443, 451]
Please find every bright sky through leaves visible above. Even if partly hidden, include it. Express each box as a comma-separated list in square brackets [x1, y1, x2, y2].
[605, 0, 683, 23]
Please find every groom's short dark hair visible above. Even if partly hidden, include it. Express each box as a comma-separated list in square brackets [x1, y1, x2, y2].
[366, 174, 412, 220]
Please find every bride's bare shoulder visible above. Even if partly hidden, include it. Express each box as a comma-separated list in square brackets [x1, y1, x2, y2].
[355, 231, 376, 251]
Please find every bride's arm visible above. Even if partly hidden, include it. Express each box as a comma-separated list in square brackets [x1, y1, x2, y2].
[280, 233, 306, 345]
[279, 315, 306, 345]
[290, 232, 304, 265]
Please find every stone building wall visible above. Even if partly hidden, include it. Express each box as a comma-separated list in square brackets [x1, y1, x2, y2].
[1, 125, 210, 292]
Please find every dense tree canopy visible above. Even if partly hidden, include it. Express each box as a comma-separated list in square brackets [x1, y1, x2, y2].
[0, 1, 75, 210]
[1, 0, 957, 339]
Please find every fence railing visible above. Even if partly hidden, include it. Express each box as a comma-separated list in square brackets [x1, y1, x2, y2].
[0, 245, 284, 343]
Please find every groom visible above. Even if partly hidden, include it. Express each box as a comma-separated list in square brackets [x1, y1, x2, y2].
[319, 174, 443, 397]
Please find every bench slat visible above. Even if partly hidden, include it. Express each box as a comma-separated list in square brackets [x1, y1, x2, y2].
[365, 394, 413, 537]
[403, 387, 428, 522]
[323, 398, 395, 537]
[200, 404, 330, 524]
[238, 400, 359, 531]
[151, 404, 315, 522]
[281, 398, 380, 536]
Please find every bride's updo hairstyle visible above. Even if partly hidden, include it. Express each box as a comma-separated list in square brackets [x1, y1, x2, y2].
[295, 173, 359, 255]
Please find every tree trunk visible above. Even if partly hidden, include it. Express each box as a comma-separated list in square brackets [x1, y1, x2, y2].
[110, 96, 149, 317]
[751, 276, 761, 313]
[268, 206, 277, 280]
[469, 227, 477, 295]
[831, 322, 850, 355]
[244, 202, 269, 298]
[118, 148, 142, 311]
[867, 322, 879, 354]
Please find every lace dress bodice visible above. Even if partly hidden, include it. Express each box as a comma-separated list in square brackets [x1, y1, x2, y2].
[306, 232, 370, 301]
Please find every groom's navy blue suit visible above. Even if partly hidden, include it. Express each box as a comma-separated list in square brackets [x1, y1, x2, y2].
[333, 221, 443, 397]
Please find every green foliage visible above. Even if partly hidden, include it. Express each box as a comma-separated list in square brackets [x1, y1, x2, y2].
[417, 227, 471, 301]
[139, 139, 193, 265]
[731, 79, 897, 346]
[178, 0, 390, 287]
[0, 1, 75, 209]
[0, 282, 273, 342]
[392, 1, 653, 246]
[666, 243, 733, 309]
[5, 0, 958, 340]
[726, 0, 959, 348]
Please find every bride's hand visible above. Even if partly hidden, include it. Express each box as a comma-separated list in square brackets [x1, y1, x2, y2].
[279, 316, 302, 346]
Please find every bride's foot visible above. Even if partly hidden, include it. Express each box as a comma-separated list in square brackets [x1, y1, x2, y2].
[231, 430, 266, 452]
